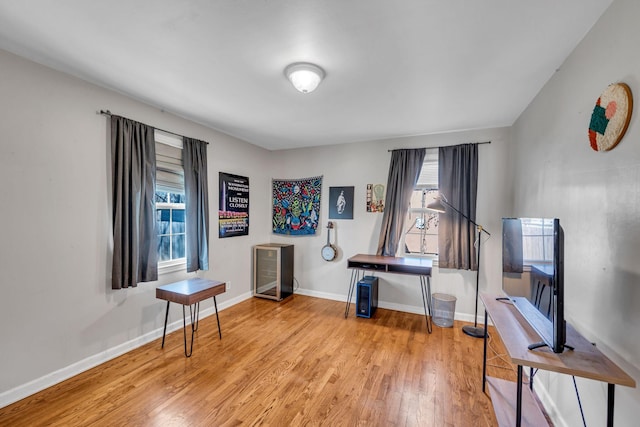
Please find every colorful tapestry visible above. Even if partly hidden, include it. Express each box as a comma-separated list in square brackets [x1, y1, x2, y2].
[272, 176, 322, 235]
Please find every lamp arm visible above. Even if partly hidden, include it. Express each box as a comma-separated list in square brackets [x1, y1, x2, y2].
[439, 198, 491, 236]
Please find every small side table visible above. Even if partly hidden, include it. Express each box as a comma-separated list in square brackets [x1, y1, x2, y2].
[156, 278, 226, 357]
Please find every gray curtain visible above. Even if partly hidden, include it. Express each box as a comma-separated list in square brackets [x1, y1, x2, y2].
[438, 143, 478, 270]
[183, 137, 209, 272]
[377, 148, 426, 256]
[111, 116, 158, 289]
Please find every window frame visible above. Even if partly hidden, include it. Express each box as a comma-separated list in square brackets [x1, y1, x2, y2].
[156, 192, 186, 273]
[402, 187, 440, 258]
[401, 149, 439, 259]
[155, 130, 187, 274]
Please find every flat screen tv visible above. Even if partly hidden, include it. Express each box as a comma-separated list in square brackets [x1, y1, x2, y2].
[502, 218, 567, 353]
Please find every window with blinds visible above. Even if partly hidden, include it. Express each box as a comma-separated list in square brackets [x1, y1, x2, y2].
[415, 150, 438, 188]
[402, 148, 439, 256]
[155, 131, 186, 271]
[155, 131, 184, 193]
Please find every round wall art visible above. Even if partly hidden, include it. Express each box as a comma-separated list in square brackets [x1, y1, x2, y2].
[588, 82, 633, 151]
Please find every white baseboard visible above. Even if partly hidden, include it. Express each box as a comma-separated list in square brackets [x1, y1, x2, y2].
[0, 291, 252, 409]
[295, 287, 481, 324]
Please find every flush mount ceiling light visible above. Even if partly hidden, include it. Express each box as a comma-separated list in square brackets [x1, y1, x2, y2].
[285, 62, 325, 93]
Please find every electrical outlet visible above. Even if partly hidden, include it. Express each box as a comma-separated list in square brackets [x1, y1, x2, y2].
[226, 281, 231, 291]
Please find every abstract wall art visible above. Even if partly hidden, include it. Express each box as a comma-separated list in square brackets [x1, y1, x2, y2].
[272, 176, 322, 235]
[589, 82, 633, 151]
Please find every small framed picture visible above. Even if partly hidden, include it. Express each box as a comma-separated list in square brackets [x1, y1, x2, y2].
[366, 183, 385, 212]
[329, 186, 354, 219]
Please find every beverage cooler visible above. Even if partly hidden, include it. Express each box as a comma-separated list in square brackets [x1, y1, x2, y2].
[253, 243, 294, 301]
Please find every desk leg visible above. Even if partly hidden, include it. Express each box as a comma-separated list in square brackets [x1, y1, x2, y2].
[213, 295, 222, 339]
[344, 269, 359, 318]
[182, 305, 196, 358]
[482, 309, 488, 393]
[607, 383, 615, 427]
[161, 301, 170, 348]
[191, 302, 200, 332]
[419, 275, 432, 334]
[516, 365, 523, 427]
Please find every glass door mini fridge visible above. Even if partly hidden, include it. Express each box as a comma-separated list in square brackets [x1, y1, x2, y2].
[253, 243, 294, 301]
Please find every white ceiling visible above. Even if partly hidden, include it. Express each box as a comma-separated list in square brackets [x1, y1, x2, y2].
[0, 0, 613, 150]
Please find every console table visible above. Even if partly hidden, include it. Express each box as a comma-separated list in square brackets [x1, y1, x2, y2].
[156, 278, 226, 357]
[481, 293, 635, 426]
[346, 254, 433, 332]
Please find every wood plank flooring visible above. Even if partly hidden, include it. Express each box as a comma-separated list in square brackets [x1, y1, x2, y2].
[0, 295, 517, 426]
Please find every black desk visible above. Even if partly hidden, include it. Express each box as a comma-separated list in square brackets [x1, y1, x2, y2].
[346, 254, 433, 332]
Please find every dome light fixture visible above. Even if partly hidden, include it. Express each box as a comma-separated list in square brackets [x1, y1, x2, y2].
[285, 62, 325, 93]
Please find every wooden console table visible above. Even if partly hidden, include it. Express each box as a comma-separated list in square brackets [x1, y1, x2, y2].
[156, 278, 226, 357]
[346, 254, 433, 332]
[481, 293, 635, 426]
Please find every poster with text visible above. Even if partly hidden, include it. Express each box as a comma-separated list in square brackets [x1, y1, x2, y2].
[219, 172, 249, 238]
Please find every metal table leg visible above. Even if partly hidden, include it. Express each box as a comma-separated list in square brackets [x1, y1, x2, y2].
[213, 295, 222, 339]
[182, 304, 196, 357]
[516, 365, 523, 427]
[161, 301, 170, 348]
[344, 269, 359, 318]
[419, 275, 432, 333]
[191, 301, 200, 331]
[607, 383, 615, 427]
[482, 309, 488, 393]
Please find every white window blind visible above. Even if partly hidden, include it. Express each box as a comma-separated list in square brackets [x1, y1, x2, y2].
[155, 130, 184, 193]
[416, 149, 438, 188]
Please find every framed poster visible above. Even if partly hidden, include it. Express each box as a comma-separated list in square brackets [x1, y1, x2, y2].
[329, 186, 354, 219]
[219, 172, 249, 238]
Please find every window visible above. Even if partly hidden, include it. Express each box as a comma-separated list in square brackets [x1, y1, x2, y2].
[155, 131, 185, 271]
[156, 191, 186, 264]
[402, 149, 439, 256]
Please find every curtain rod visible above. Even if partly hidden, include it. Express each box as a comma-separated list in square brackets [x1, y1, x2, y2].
[387, 141, 490, 152]
[99, 110, 209, 145]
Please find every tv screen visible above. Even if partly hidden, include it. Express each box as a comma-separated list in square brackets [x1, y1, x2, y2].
[502, 218, 566, 353]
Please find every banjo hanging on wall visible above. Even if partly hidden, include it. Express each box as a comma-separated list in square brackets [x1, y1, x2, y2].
[321, 221, 338, 261]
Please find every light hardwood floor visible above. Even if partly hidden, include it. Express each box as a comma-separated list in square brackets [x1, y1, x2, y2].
[0, 295, 517, 426]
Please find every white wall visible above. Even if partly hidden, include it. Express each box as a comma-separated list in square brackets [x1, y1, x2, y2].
[270, 128, 512, 319]
[0, 48, 273, 405]
[511, 0, 640, 425]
